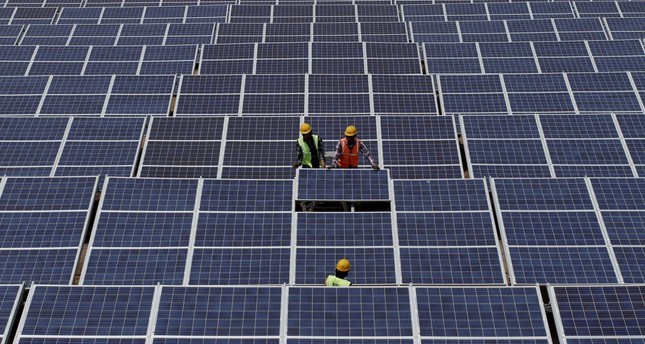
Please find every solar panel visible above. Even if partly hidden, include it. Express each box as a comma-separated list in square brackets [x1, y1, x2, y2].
[191, 248, 290, 284]
[101, 177, 198, 211]
[201, 179, 293, 211]
[591, 178, 645, 211]
[492, 178, 593, 211]
[394, 179, 490, 212]
[0, 285, 21, 344]
[156, 287, 282, 337]
[106, 75, 175, 116]
[288, 288, 412, 336]
[297, 212, 392, 246]
[17, 286, 154, 341]
[401, 247, 504, 284]
[551, 285, 645, 342]
[83, 248, 188, 285]
[93, 212, 193, 247]
[502, 74, 576, 114]
[416, 287, 549, 339]
[296, 248, 394, 282]
[297, 169, 389, 202]
[439, 75, 508, 115]
[197, 213, 291, 247]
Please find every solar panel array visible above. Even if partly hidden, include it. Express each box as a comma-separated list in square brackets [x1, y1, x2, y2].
[14, 285, 554, 343]
[0, 0, 644, 340]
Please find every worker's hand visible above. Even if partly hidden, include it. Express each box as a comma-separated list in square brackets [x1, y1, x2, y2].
[372, 164, 380, 171]
[292, 162, 301, 168]
[320, 161, 326, 168]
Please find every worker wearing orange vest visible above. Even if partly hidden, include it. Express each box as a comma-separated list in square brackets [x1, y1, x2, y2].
[293, 123, 326, 169]
[331, 125, 379, 170]
[325, 258, 352, 286]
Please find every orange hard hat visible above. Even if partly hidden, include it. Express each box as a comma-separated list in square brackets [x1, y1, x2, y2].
[344, 125, 357, 136]
[300, 123, 312, 134]
[336, 258, 351, 272]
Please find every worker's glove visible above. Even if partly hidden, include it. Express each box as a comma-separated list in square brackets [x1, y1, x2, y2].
[292, 162, 301, 168]
[372, 164, 380, 171]
[320, 161, 326, 168]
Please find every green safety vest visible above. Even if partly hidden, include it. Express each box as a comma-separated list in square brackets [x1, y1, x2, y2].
[297, 135, 319, 168]
[325, 275, 351, 286]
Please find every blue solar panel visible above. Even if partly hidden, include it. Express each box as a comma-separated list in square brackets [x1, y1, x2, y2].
[591, 178, 645, 210]
[156, 287, 282, 336]
[602, 211, 645, 246]
[552, 286, 645, 339]
[402, 247, 504, 284]
[509, 246, 618, 284]
[467, 140, 548, 165]
[492, 178, 593, 211]
[297, 169, 389, 202]
[0, 212, 88, 248]
[0, 177, 97, 211]
[142, 141, 221, 166]
[462, 115, 540, 139]
[93, 212, 192, 247]
[83, 248, 187, 285]
[191, 248, 290, 284]
[501, 211, 605, 246]
[101, 178, 198, 212]
[201, 180, 292, 211]
[0, 249, 78, 284]
[296, 247, 396, 284]
[19, 286, 154, 337]
[397, 212, 496, 246]
[0, 285, 21, 342]
[297, 213, 392, 246]
[613, 246, 645, 283]
[394, 180, 489, 212]
[288, 288, 412, 336]
[196, 213, 291, 247]
[148, 117, 224, 141]
[416, 287, 548, 338]
[548, 140, 629, 165]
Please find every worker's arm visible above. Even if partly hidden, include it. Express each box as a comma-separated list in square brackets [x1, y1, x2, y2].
[293, 141, 303, 168]
[359, 141, 379, 170]
[317, 136, 326, 168]
[330, 141, 342, 168]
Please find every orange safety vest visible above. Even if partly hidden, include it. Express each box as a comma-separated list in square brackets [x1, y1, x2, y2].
[338, 138, 360, 168]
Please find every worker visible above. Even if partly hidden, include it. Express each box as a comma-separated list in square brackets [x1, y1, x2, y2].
[331, 125, 379, 170]
[293, 123, 326, 169]
[325, 258, 352, 286]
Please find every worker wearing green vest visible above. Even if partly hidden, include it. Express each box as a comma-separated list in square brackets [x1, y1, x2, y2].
[325, 258, 352, 286]
[293, 123, 326, 169]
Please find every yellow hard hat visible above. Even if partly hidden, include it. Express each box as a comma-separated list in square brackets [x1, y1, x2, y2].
[336, 258, 351, 272]
[344, 125, 357, 136]
[300, 123, 312, 134]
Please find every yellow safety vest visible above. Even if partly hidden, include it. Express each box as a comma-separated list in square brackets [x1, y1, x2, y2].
[297, 135, 320, 168]
[325, 275, 351, 286]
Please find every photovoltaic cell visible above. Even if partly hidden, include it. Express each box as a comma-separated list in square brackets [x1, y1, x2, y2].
[394, 180, 489, 212]
[509, 246, 618, 284]
[492, 178, 593, 211]
[297, 213, 393, 247]
[297, 169, 389, 202]
[155, 287, 282, 336]
[101, 178, 198, 212]
[288, 288, 412, 336]
[416, 287, 548, 338]
[83, 248, 187, 285]
[551, 286, 645, 340]
[196, 213, 291, 247]
[19, 286, 154, 338]
[190, 248, 290, 285]
[200, 180, 292, 211]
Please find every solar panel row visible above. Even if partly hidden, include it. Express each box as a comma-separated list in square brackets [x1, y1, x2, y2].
[0, 75, 175, 116]
[15, 285, 552, 342]
[425, 40, 645, 74]
[0, 117, 145, 178]
[462, 114, 645, 178]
